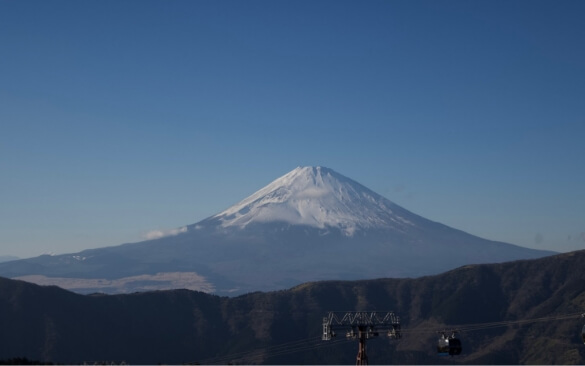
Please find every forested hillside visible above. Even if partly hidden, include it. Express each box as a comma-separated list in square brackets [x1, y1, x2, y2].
[1, 250, 585, 364]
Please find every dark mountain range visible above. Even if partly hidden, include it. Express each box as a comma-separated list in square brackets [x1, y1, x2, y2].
[0, 167, 554, 295]
[1, 250, 585, 365]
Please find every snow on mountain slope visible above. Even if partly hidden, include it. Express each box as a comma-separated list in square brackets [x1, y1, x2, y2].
[212, 166, 415, 235]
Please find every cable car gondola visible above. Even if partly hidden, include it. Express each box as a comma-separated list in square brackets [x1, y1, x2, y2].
[437, 334, 449, 356]
[437, 331, 462, 356]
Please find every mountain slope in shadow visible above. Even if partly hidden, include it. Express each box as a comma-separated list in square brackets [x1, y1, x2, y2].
[0, 251, 583, 364]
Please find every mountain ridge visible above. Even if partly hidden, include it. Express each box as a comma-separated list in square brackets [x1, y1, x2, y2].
[0, 249, 584, 364]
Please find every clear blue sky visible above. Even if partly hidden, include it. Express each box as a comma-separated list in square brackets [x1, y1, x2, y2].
[1, 0, 584, 258]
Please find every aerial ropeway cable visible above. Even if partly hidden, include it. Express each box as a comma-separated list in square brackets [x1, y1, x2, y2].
[200, 336, 347, 365]
[398, 311, 585, 335]
[200, 311, 585, 364]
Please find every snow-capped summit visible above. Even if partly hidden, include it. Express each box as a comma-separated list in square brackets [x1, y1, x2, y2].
[213, 166, 414, 235]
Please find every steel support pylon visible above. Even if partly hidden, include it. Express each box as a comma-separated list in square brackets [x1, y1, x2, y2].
[322, 311, 400, 365]
[356, 326, 368, 365]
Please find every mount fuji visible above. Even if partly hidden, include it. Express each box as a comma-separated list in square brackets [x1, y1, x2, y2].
[210, 166, 415, 234]
[0, 166, 555, 295]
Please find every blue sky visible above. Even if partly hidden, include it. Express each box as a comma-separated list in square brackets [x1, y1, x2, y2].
[1, 0, 584, 258]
